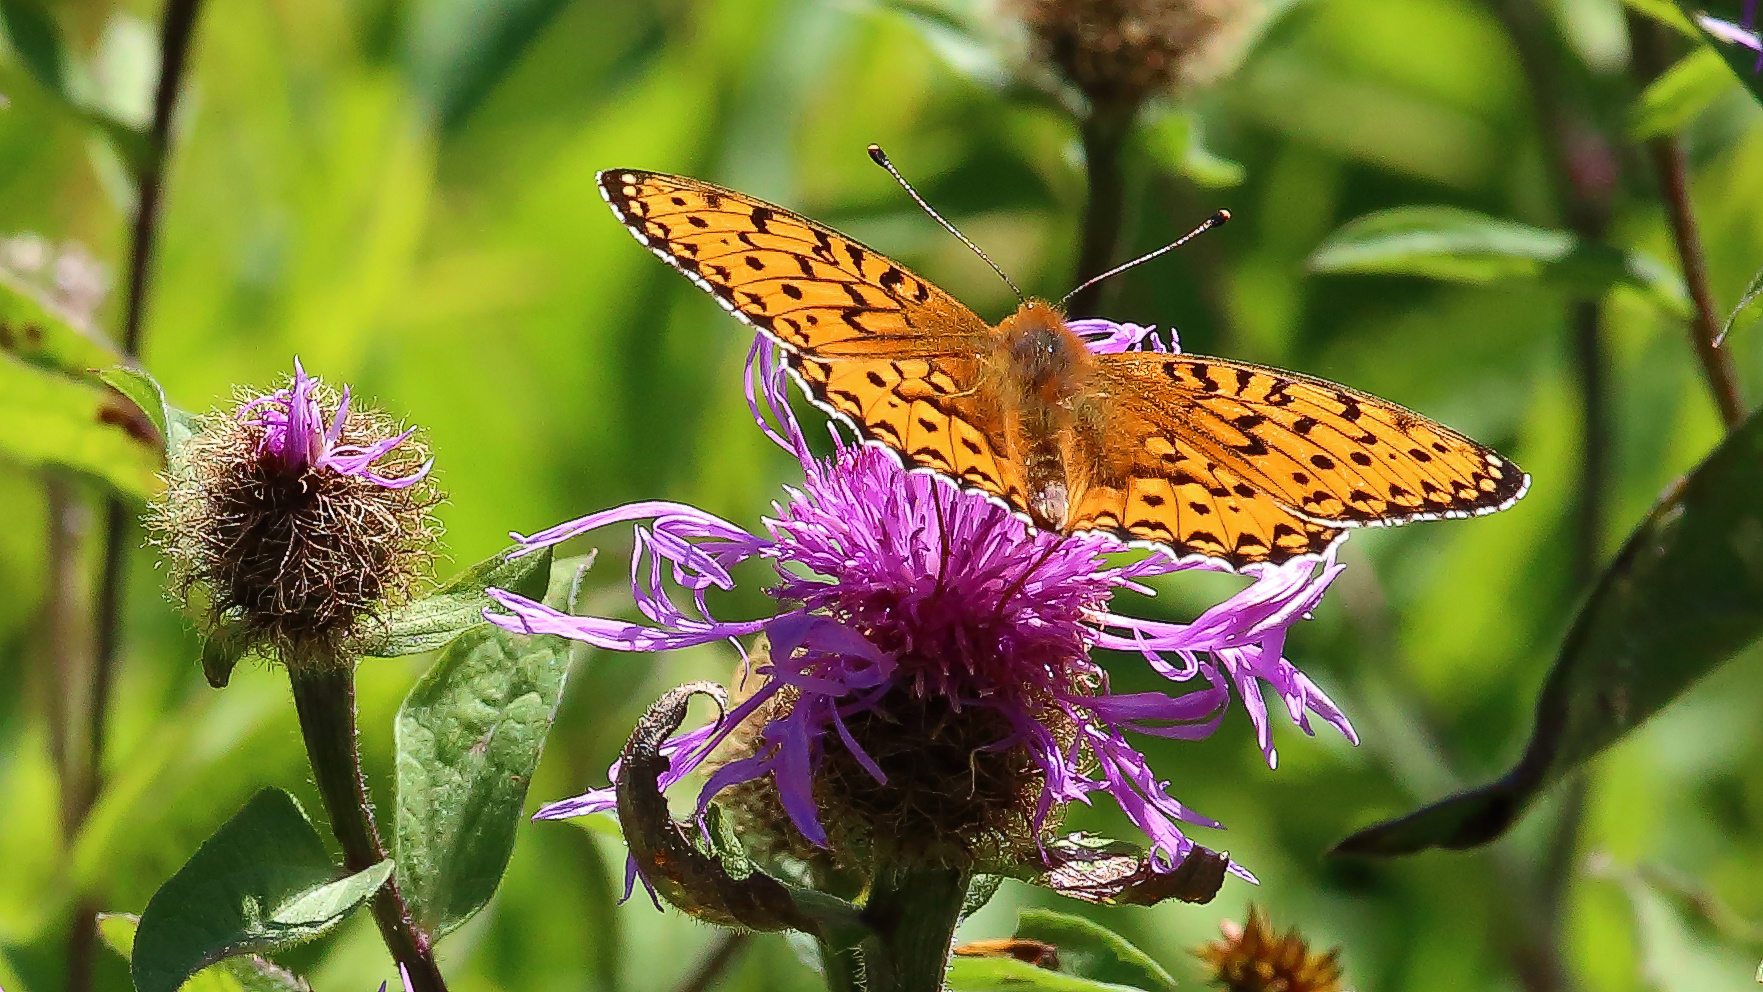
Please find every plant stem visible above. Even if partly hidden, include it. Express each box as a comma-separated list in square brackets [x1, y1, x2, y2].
[858, 865, 968, 992]
[670, 932, 752, 992]
[65, 4, 205, 991]
[1067, 101, 1138, 318]
[1629, 14, 1747, 430]
[289, 665, 449, 992]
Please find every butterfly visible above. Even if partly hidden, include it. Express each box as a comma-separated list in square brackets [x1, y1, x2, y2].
[597, 168, 1528, 571]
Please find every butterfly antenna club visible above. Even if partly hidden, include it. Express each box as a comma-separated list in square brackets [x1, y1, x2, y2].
[868, 144, 1026, 305]
[1058, 210, 1230, 309]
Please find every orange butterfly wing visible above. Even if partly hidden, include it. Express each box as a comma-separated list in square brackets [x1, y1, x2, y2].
[1076, 353, 1527, 560]
[598, 169, 1028, 510]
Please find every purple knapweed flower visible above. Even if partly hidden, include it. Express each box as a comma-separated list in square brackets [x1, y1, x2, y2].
[151, 359, 441, 673]
[237, 357, 432, 487]
[489, 321, 1354, 884]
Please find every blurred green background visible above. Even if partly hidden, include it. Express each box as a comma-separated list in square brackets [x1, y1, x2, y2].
[5, 0, 1763, 989]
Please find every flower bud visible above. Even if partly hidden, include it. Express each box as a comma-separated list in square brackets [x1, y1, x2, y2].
[1013, 0, 1261, 105]
[1195, 906, 1345, 992]
[150, 359, 440, 674]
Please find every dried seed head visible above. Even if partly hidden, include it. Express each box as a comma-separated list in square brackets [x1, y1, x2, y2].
[1013, 0, 1262, 106]
[1196, 906, 1345, 992]
[149, 360, 441, 673]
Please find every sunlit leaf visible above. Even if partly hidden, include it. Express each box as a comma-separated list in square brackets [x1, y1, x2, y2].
[99, 914, 313, 992]
[1689, 6, 1763, 111]
[132, 790, 390, 992]
[0, 268, 119, 379]
[366, 546, 557, 657]
[1335, 405, 1763, 855]
[1309, 206, 1690, 315]
[403, 0, 572, 128]
[0, 352, 161, 498]
[1629, 47, 1734, 139]
[1628, 0, 1700, 36]
[392, 551, 574, 937]
[97, 365, 168, 446]
[0, 0, 72, 104]
[946, 956, 1147, 991]
[1591, 859, 1762, 992]
[1012, 909, 1177, 992]
[1141, 110, 1246, 190]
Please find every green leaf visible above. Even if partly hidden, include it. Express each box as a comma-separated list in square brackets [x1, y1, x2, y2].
[1335, 405, 1763, 855]
[1012, 910, 1177, 992]
[1630, 47, 1734, 139]
[1308, 206, 1690, 314]
[0, 0, 72, 103]
[97, 365, 169, 446]
[1592, 860, 1762, 992]
[0, 269, 120, 379]
[365, 546, 555, 657]
[0, 352, 161, 499]
[946, 956, 1147, 991]
[403, 0, 572, 129]
[100, 914, 313, 992]
[1625, 0, 1698, 37]
[1690, 6, 1763, 112]
[392, 552, 576, 937]
[132, 789, 391, 992]
[1141, 111, 1246, 190]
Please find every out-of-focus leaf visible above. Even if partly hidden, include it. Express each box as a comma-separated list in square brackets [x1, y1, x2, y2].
[1715, 262, 1763, 346]
[1141, 111, 1246, 190]
[366, 546, 556, 657]
[1591, 859, 1761, 992]
[0, 0, 72, 103]
[1630, 48, 1734, 138]
[1309, 206, 1689, 314]
[878, 0, 1010, 90]
[392, 552, 575, 938]
[0, 352, 161, 498]
[0, 267, 119, 377]
[1335, 405, 1763, 855]
[1627, 0, 1698, 36]
[100, 914, 313, 992]
[133, 790, 390, 992]
[403, 0, 572, 128]
[946, 956, 1146, 991]
[1012, 909, 1177, 992]
[1691, 9, 1763, 111]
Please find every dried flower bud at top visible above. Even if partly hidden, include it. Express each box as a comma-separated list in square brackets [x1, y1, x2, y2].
[1196, 906, 1344, 992]
[150, 359, 440, 672]
[1013, 0, 1261, 106]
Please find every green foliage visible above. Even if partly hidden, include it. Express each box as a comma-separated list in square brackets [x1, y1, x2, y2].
[945, 956, 1146, 992]
[99, 915, 313, 992]
[1338, 405, 1763, 855]
[1629, 48, 1734, 139]
[0, 352, 160, 498]
[132, 790, 391, 992]
[367, 546, 555, 657]
[1011, 910, 1178, 992]
[392, 550, 572, 937]
[1309, 206, 1689, 314]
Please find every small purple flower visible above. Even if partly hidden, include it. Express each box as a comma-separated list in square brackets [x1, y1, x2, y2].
[489, 321, 1354, 881]
[238, 358, 431, 488]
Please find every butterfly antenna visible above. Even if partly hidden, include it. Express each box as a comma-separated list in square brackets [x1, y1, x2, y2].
[1058, 210, 1231, 309]
[868, 144, 1025, 305]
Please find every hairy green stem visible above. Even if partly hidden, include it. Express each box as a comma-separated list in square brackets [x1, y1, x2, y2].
[858, 865, 969, 992]
[290, 665, 449, 992]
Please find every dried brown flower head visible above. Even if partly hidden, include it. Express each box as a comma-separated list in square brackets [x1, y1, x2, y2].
[1013, 0, 1261, 106]
[1196, 906, 1344, 992]
[150, 361, 440, 672]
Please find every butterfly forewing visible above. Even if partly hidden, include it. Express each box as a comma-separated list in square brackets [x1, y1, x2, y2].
[1091, 353, 1528, 529]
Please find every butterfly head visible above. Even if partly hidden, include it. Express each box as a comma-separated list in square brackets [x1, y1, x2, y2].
[997, 300, 1093, 406]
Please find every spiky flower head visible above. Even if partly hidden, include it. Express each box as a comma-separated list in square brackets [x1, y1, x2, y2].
[492, 321, 1354, 895]
[1013, 0, 1261, 107]
[151, 359, 439, 673]
[1196, 906, 1344, 992]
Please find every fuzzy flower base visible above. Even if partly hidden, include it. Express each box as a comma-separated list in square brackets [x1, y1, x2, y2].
[152, 359, 439, 668]
[492, 322, 1354, 885]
